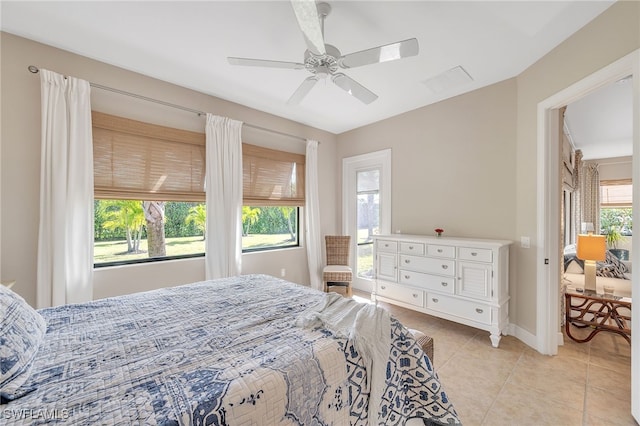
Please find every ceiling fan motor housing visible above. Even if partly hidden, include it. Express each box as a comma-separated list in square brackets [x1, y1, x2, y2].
[304, 44, 341, 76]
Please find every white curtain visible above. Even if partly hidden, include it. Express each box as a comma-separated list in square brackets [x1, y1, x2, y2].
[305, 140, 323, 290]
[205, 114, 243, 279]
[37, 70, 94, 308]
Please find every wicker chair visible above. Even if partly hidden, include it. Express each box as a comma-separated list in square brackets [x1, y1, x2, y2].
[323, 235, 353, 297]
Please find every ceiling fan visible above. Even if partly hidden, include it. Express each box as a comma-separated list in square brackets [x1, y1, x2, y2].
[228, 0, 419, 105]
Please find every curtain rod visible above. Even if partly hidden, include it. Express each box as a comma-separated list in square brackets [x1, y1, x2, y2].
[28, 65, 313, 144]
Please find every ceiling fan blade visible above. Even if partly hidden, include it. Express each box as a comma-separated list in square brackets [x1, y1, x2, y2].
[290, 0, 326, 56]
[339, 38, 419, 69]
[228, 57, 306, 70]
[332, 73, 378, 104]
[287, 76, 318, 105]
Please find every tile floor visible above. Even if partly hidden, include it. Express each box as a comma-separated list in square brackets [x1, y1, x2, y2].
[349, 289, 635, 426]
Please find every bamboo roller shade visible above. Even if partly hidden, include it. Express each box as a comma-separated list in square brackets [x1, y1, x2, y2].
[92, 111, 305, 205]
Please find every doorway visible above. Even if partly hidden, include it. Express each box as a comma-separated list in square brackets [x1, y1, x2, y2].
[537, 49, 639, 422]
[342, 149, 391, 292]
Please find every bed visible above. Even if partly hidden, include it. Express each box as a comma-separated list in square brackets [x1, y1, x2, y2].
[1, 274, 460, 425]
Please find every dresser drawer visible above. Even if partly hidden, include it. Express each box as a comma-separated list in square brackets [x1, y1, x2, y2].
[399, 255, 455, 276]
[377, 282, 424, 307]
[399, 270, 455, 294]
[426, 294, 491, 325]
[427, 244, 456, 259]
[459, 247, 493, 263]
[377, 240, 398, 253]
[400, 242, 425, 255]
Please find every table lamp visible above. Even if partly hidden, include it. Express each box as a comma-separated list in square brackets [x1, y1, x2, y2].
[577, 232, 606, 292]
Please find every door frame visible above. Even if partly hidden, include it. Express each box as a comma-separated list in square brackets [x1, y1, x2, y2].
[536, 49, 639, 421]
[342, 149, 391, 292]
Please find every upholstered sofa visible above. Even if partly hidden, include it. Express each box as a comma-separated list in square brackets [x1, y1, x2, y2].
[563, 245, 632, 298]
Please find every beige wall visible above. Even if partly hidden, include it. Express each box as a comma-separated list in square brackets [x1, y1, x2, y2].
[0, 32, 339, 306]
[336, 78, 519, 318]
[596, 156, 633, 181]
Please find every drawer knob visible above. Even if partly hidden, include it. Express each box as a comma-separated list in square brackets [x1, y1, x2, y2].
[405, 259, 411, 264]
[437, 249, 443, 253]
[476, 308, 483, 314]
[381, 285, 386, 290]
[409, 245, 414, 249]
[441, 265, 448, 270]
[404, 275, 410, 279]
[441, 282, 448, 287]
[385, 244, 389, 247]
[471, 252, 478, 256]
[432, 298, 439, 303]
[413, 293, 418, 298]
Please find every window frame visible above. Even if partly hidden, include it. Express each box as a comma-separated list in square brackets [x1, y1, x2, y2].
[241, 206, 301, 253]
[92, 112, 306, 267]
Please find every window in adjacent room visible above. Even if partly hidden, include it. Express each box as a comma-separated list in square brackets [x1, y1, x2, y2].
[599, 179, 632, 252]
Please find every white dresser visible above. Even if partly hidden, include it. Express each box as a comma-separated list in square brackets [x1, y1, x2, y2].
[373, 234, 512, 347]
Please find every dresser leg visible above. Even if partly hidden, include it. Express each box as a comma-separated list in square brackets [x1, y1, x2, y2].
[490, 332, 502, 348]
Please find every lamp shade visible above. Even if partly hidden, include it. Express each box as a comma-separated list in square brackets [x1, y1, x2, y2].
[577, 234, 606, 261]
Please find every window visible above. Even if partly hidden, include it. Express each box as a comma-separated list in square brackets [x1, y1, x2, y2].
[241, 144, 304, 252]
[356, 169, 380, 279]
[600, 179, 632, 236]
[92, 112, 206, 266]
[242, 206, 299, 251]
[92, 113, 303, 266]
[600, 179, 632, 207]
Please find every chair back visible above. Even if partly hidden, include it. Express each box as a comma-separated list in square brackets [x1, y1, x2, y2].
[325, 235, 351, 266]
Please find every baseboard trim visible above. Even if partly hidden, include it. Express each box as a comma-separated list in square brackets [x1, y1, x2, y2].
[506, 323, 537, 350]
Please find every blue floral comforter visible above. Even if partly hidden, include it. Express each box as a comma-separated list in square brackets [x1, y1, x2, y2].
[2, 274, 459, 425]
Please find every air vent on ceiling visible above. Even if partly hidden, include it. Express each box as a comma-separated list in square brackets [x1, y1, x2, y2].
[422, 66, 473, 95]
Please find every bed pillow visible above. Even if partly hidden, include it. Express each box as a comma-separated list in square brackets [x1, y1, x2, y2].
[0, 284, 47, 400]
[597, 250, 629, 279]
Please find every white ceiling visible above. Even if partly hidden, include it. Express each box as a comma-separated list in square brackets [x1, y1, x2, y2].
[1, 1, 616, 135]
[565, 76, 633, 160]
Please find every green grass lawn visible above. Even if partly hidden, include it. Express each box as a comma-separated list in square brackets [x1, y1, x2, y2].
[95, 231, 376, 277]
[94, 234, 296, 264]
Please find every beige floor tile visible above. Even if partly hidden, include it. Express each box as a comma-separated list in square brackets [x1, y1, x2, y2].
[507, 369, 586, 411]
[440, 349, 516, 385]
[461, 333, 526, 365]
[585, 385, 635, 425]
[445, 380, 503, 426]
[483, 381, 584, 426]
[585, 411, 638, 426]
[559, 334, 591, 363]
[589, 348, 632, 373]
[589, 332, 632, 358]
[588, 364, 631, 399]
[357, 290, 634, 424]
